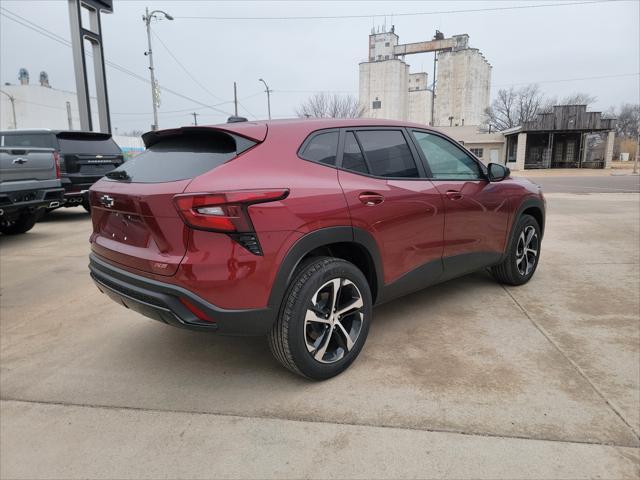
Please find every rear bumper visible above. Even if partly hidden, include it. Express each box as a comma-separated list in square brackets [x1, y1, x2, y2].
[0, 188, 65, 218]
[89, 253, 276, 336]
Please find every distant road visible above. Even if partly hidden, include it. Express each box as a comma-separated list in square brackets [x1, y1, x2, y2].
[523, 175, 640, 193]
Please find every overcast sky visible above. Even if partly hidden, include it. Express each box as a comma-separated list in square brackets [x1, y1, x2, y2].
[1, 0, 638, 132]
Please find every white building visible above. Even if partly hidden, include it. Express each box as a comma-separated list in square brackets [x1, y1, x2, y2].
[1, 69, 143, 156]
[435, 49, 491, 127]
[359, 28, 491, 127]
[1, 69, 99, 131]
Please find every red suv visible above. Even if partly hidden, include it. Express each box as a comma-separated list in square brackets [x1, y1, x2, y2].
[89, 119, 544, 379]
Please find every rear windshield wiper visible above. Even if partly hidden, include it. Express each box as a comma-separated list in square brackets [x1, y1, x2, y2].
[105, 170, 131, 181]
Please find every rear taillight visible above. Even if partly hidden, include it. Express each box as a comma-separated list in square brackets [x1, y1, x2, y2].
[173, 189, 289, 234]
[53, 151, 61, 179]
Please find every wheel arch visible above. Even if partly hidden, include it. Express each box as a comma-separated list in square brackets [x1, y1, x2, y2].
[503, 197, 545, 260]
[267, 227, 384, 309]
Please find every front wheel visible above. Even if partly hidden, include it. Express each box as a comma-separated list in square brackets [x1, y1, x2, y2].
[492, 214, 541, 285]
[268, 257, 372, 380]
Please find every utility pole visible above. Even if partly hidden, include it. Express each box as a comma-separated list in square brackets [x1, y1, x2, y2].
[233, 82, 238, 117]
[0, 90, 17, 129]
[259, 78, 271, 120]
[65, 101, 73, 129]
[191, 112, 199, 126]
[634, 130, 639, 175]
[430, 51, 437, 126]
[143, 7, 173, 131]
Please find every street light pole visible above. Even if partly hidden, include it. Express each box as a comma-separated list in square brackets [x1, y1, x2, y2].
[142, 7, 173, 131]
[259, 78, 271, 120]
[0, 89, 17, 129]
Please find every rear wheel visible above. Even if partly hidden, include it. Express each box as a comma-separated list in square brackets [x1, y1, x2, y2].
[268, 257, 372, 380]
[0, 211, 40, 235]
[492, 214, 541, 285]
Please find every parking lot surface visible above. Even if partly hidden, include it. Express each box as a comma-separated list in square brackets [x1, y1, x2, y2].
[1, 192, 639, 479]
[528, 174, 640, 193]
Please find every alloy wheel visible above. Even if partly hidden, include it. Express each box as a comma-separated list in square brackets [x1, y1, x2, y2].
[515, 225, 539, 276]
[304, 278, 364, 364]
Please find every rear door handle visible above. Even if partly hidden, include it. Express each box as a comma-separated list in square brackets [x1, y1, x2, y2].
[358, 192, 384, 206]
[12, 158, 27, 165]
[445, 190, 463, 200]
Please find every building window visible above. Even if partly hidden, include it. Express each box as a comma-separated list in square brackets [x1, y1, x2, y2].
[384, 55, 389, 60]
[372, 99, 382, 109]
[415, 78, 420, 82]
[470, 148, 484, 158]
[385, 42, 390, 47]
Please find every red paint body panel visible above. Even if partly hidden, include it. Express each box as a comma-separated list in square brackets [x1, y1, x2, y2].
[89, 118, 545, 317]
[338, 170, 445, 284]
[431, 179, 511, 257]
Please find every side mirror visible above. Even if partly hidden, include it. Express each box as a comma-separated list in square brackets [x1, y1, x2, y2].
[487, 163, 510, 182]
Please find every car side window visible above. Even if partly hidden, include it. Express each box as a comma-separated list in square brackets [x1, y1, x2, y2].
[342, 132, 368, 174]
[299, 131, 339, 166]
[412, 130, 483, 180]
[355, 130, 418, 178]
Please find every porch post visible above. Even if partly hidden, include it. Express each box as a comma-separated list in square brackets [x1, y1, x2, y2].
[513, 132, 527, 171]
[604, 130, 615, 169]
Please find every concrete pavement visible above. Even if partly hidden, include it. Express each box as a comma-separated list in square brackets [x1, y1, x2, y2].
[1, 192, 639, 479]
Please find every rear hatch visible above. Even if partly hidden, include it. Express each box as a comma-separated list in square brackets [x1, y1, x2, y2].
[0, 148, 57, 183]
[89, 127, 261, 276]
[56, 132, 123, 179]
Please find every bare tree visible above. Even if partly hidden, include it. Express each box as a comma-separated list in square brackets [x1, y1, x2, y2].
[296, 93, 364, 119]
[612, 103, 640, 138]
[485, 84, 548, 131]
[559, 92, 597, 106]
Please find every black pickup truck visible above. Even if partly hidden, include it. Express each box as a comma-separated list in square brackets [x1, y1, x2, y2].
[1, 130, 124, 211]
[0, 145, 64, 234]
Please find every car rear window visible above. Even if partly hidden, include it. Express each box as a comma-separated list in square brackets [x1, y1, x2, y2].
[2, 133, 55, 148]
[107, 131, 254, 183]
[58, 137, 121, 155]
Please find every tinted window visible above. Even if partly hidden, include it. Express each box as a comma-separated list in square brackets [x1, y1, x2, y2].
[2, 133, 55, 148]
[58, 138, 121, 155]
[342, 132, 368, 174]
[107, 132, 249, 183]
[356, 130, 418, 178]
[300, 131, 338, 165]
[412, 131, 482, 180]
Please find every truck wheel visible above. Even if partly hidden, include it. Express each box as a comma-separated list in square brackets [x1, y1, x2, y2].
[492, 214, 541, 286]
[0, 212, 40, 235]
[268, 256, 372, 380]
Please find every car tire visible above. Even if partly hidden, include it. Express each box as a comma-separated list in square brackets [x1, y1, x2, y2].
[0, 212, 40, 235]
[268, 256, 372, 380]
[492, 214, 541, 286]
[82, 198, 91, 213]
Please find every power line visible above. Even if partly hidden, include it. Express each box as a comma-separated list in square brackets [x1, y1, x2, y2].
[272, 72, 638, 95]
[111, 92, 262, 115]
[0, 7, 233, 116]
[150, 28, 226, 103]
[237, 100, 256, 119]
[175, 0, 619, 20]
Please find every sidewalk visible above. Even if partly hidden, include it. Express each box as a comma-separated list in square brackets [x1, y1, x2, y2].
[511, 164, 638, 177]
